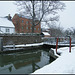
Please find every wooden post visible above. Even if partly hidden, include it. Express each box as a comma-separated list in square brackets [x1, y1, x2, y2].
[0, 37, 3, 51]
[13, 44, 15, 49]
[69, 37, 71, 52]
[56, 37, 58, 53]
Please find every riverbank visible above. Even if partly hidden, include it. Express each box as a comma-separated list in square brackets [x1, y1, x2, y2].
[32, 46, 75, 74]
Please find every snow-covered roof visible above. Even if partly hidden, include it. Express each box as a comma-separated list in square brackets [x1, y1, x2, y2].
[0, 30, 3, 33]
[17, 14, 32, 19]
[17, 14, 39, 21]
[0, 17, 14, 28]
[42, 32, 50, 36]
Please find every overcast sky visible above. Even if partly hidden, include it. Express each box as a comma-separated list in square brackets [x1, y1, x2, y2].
[59, 1, 75, 30]
[0, 1, 18, 17]
[0, 1, 75, 30]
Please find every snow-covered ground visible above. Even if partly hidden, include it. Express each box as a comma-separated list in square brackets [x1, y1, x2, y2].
[32, 46, 75, 74]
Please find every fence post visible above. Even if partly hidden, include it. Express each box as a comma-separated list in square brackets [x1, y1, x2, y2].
[56, 37, 58, 53]
[69, 37, 71, 52]
[13, 44, 15, 49]
[0, 37, 3, 51]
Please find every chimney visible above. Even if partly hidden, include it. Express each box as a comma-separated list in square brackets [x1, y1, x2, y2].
[8, 14, 12, 21]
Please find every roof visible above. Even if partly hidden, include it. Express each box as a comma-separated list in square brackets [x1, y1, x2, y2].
[42, 32, 50, 36]
[0, 30, 3, 33]
[17, 14, 39, 21]
[0, 17, 15, 28]
[17, 14, 32, 19]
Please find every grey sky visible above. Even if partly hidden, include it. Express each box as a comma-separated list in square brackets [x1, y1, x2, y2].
[0, 1, 75, 30]
[0, 1, 18, 17]
[59, 1, 75, 30]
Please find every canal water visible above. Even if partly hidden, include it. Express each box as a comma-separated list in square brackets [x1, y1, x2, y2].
[0, 49, 50, 74]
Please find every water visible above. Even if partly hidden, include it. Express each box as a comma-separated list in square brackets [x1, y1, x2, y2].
[0, 49, 50, 74]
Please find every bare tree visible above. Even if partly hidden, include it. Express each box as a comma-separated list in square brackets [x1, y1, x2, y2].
[14, 0, 65, 33]
[65, 28, 74, 37]
[47, 24, 64, 37]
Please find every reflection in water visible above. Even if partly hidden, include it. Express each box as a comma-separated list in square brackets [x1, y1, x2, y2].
[32, 60, 40, 72]
[9, 66, 12, 72]
[0, 49, 50, 74]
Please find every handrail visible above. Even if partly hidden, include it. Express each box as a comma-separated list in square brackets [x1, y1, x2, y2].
[56, 37, 71, 53]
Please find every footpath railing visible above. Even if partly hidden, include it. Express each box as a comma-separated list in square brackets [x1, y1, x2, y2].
[56, 37, 71, 53]
[43, 36, 74, 53]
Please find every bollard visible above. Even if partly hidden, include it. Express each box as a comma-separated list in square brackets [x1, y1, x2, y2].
[0, 37, 3, 51]
[56, 37, 58, 53]
[69, 37, 71, 52]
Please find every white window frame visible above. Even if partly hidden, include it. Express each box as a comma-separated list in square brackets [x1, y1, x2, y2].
[6, 28, 10, 33]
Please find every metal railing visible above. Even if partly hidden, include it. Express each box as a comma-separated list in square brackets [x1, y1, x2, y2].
[42, 37, 73, 53]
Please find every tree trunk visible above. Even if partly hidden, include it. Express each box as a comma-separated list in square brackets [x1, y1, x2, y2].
[32, 1, 35, 33]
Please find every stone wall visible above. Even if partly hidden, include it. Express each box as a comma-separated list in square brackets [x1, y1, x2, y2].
[0, 34, 41, 46]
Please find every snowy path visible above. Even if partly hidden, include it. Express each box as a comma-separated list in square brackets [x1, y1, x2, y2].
[32, 46, 75, 74]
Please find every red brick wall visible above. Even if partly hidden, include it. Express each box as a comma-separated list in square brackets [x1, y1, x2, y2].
[12, 14, 20, 33]
[12, 14, 41, 33]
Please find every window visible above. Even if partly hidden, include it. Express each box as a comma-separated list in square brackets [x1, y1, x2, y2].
[38, 28, 39, 31]
[34, 28, 36, 30]
[26, 21, 28, 24]
[22, 26, 23, 30]
[22, 20, 24, 23]
[30, 22, 32, 25]
[26, 27, 28, 30]
[6, 28, 10, 33]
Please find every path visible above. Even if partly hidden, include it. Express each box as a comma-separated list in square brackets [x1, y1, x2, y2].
[32, 46, 75, 74]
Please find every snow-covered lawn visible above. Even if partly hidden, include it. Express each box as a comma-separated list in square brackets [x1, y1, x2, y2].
[32, 46, 75, 74]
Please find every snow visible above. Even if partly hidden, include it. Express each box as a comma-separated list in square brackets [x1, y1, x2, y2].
[3, 43, 43, 51]
[0, 17, 14, 27]
[0, 30, 3, 33]
[32, 46, 75, 74]
[42, 32, 50, 36]
[3, 43, 43, 48]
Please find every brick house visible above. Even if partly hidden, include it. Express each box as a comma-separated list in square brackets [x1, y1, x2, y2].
[12, 14, 41, 33]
